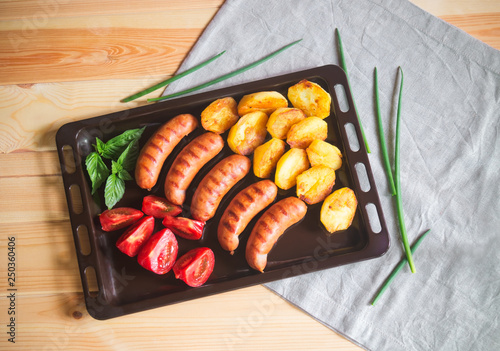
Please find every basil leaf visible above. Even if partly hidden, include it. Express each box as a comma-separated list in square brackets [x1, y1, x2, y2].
[118, 168, 133, 181]
[85, 152, 110, 195]
[101, 126, 145, 160]
[117, 139, 140, 172]
[95, 138, 106, 155]
[111, 160, 122, 175]
[104, 174, 125, 210]
[111, 160, 133, 180]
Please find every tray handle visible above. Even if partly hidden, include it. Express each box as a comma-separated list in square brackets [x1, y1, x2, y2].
[329, 74, 390, 254]
[56, 128, 106, 318]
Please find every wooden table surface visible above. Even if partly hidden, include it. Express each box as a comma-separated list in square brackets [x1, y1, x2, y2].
[0, 1, 498, 350]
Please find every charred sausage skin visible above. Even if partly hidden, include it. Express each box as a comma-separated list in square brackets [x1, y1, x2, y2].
[164, 132, 224, 205]
[135, 114, 198, 190]
[190, 155, 251, 222]
[218, 180, 277, 254]
[245, 197, 307, 272]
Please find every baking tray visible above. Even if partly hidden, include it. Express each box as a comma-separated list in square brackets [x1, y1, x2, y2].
[56, 65, 389, 320]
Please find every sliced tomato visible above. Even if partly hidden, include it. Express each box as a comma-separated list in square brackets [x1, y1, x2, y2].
[142, 195, 182, 218]
[100, 207, 144, 231]
[173, 247, 215, 287]
[162, 216, 205, 240]
[137, 228, 178, 274]
[115, 216, 155, 257]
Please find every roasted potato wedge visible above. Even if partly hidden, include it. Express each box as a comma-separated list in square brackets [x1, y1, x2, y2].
[275, 148, 310, 190]
[266, 107, 306, 139]
[296, 165, 336, 205]
[201, 97, 239, 134]
[306, 139, 342, 171]
[320, 187, 357, 233]
[288, 79, 331, 119]
[237, 91, 288, 116]
[227, 111, 268, 155]
[287, 117, 328, 149]
[253, 138, 286, 178]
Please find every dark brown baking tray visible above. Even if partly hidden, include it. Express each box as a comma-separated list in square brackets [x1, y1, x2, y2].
[56, 65, 389, 320]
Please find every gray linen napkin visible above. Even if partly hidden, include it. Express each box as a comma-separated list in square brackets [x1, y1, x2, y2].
[162, 0, 500, 349]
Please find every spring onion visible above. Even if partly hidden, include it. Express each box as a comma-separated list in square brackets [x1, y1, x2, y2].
[121, 51, 226, 103]
[394, 67, 416, 273]
[371, 229, 431, 305]
[374, 67, 397, 195]
[336, 28, 370, 153]
[147, 39, 303, 103]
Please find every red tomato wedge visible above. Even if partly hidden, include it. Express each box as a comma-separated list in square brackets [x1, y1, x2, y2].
[100, 207, 144, 231]
[162, 216, 205, 240]
[142, 195, 182, 218]
[173, 247, 215, 287]
[115, 216, 155, 257]
[137, 228, 178, 274]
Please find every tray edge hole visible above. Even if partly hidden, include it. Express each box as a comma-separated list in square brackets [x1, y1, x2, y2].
[344, 122, 360, 152]
[69, 184, 84, 215]
[61, 145, 76, 174]
[77, 225, 92, 256]
[333, 83, 350, 113]
[84, 266, 99, 298]
[354, 162, 371, 192]
[365, 203, 382, 234]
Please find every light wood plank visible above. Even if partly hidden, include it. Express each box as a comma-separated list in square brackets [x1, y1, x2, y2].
[0, 0, 224, 20]
[0, 288, 358, 350]
[441, 13, 500, 50]
[0, 78, 167, 153]
[0, 150, 60, 177]
[1, 27, 204, 85]
[412, 0, 500, 16]
[0, 220, 81, 294]
[0, 175, 69, 223]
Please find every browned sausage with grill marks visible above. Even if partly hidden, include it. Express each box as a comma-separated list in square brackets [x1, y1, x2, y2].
[246, 197, 307, 272]
[135, 114, 198, 190]
[190, 155, 251, 222]
[218, 180, 277, 254]
[164, 132, 224, 205]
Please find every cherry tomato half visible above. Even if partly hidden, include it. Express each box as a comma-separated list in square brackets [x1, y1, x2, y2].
[162, 216, 205, 240]
[173, 247, 215, 287]
[115, 216, 155, 257]
[100, 207, 144, 231]
[137, 229, 178, 275]
[142, 195, 182, 218]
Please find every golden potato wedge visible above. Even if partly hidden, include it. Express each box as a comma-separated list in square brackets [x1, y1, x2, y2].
[237, 91, 288, 116]
[287, 117, 328, 149]
[288, 79, 331, 119]
[253, 138, 286, 178]
[227, 111, 268, 155]
[267, 107, 306, 139]
[306, 139, 342, 171]
[274, 148, 310, 190]
[201, 97, 239, 134]
[320, 187, 357, 233]
[296, 165, 336, 205]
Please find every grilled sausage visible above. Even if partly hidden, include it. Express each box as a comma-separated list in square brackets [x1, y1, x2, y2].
[246, 197, 307, 272]
[218, 180, 277, 254]
[190, 155, 251, 222]
[164, 132, 224, 205]
[135, 114, 198, 190]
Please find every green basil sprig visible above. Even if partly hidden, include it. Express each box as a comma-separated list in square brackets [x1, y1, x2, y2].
[85, 126, 145, 209]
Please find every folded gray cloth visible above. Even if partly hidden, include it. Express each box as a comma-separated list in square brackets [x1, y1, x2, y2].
[163, 0, 500, 349]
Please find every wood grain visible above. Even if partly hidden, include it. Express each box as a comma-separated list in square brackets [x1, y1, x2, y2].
[442, 13, 500, 49]
[0, 288, 354, 350]
[0, 0, 224, 20]
[0, 78, 166, 153]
